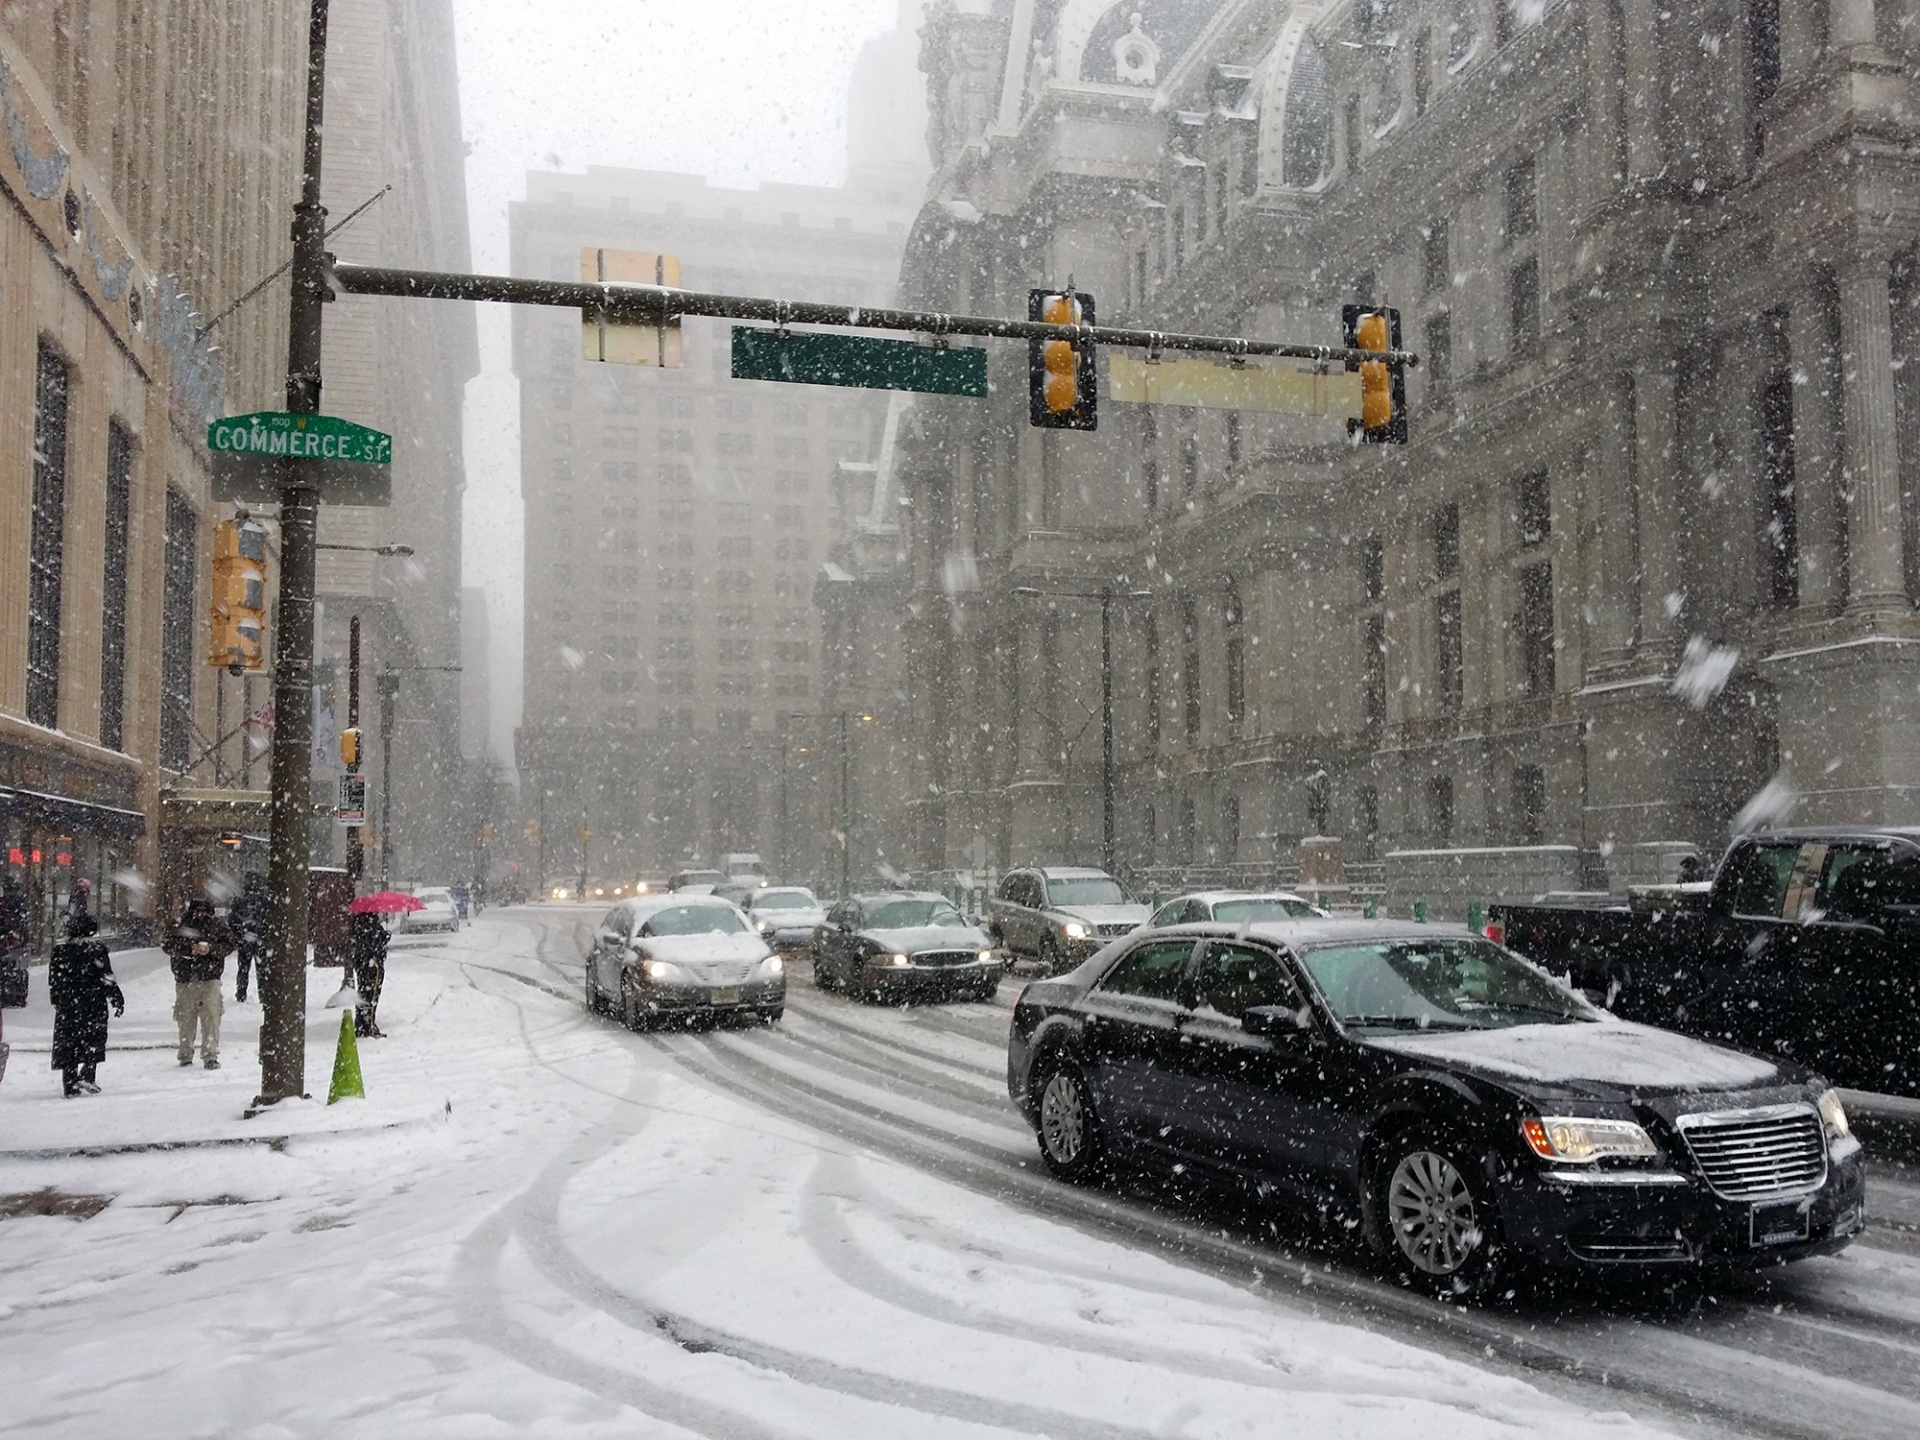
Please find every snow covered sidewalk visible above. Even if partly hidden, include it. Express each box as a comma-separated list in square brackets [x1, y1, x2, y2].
[0, 913, 1696, 1439]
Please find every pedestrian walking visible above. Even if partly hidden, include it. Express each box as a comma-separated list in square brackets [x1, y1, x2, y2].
[166, 898, 233, 1069]
[65, 876, 93, 924]
[349, 909, 389, 1038]
[230, 872, 271, 1002]
[49, 914, 123, 1096]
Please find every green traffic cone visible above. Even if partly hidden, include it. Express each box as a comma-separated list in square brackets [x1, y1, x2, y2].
[327, 1008, 365, 1104]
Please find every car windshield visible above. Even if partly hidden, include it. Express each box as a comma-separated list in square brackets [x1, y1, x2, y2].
[865, 899, 967, 929]
[676, 871, 725, 886]
[1297, 938, 1596, 1032]
[641, 904, 747, 936]
[1046, 877, 1130, 907]
[1213, 897, 1320, 922]
[751, 889, 817, 910]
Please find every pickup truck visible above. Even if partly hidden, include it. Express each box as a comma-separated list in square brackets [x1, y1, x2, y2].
[1491, 827, 1920, 1099]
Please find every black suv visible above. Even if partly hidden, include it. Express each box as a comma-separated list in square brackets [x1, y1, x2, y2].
[1007, 919, 1864, 1294]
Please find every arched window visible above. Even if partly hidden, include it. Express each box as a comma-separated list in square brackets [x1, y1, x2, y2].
[1282, 35, 1332, 187]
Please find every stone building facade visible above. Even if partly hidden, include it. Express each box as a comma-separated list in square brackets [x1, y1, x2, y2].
[872, 0, 1920, 907]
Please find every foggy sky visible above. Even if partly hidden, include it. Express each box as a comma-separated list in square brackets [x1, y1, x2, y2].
[451, 0, 902, 765]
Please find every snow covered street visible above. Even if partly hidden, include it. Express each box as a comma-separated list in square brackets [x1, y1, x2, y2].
[4, 910, 1920, 1438]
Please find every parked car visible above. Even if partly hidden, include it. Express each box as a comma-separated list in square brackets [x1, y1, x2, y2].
[667, 868, 728, 895]
[812, 892, 1000, 1002]
[1490, 827, 1920, 1098]
[988, 866, 1149, 972]
[1007, 918, 1865, 1295]
[743, 886, 827, 952]
[721, 852, 769, 886]
[404, 886, 460, 933]
[1143, 891, 1331, 928]
[583, 893, 784, 1028]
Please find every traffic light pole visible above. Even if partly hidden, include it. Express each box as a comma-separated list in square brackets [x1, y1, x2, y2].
[254, 0, 330, 1113]
[345, 614, 362, 883]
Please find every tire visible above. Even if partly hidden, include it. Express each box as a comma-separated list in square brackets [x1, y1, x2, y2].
[584, 962, 605, 1016]
[763, 1006, 785, 1024]
[619, 973, 650, 1033]
[1373, 1135, 1504, 1300]
[1032, 1057, 1107, 1184]
[813, 950, 838, 992]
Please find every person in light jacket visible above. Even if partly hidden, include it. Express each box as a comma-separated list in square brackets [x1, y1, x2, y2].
[49, 914, 123, 1096]
[165, 899, 234, 1069]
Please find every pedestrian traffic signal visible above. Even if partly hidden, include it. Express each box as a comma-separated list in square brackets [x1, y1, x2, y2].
[210, 517, 270, 672]
[1029, 288, 1097, 430]
[1342, 304, 1406, 444]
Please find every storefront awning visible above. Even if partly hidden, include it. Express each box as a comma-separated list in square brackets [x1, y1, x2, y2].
[0, 785, 147, 838]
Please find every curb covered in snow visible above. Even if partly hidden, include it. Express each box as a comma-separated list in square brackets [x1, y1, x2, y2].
[0, 1108, 447, 1162]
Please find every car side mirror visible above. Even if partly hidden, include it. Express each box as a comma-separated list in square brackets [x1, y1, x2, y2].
[1242, 1005, 1313, 1041]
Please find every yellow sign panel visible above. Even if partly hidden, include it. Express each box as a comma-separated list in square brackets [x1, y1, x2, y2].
[1107, 355, 1362, 417]
[581, 248, 683, 366]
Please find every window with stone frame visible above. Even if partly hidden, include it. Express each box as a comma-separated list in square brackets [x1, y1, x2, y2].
[1517, 561, 1555, 698]
[28, 342, 69, 729]
[160, 491, 198, 773]
[1224, 584, 1246, 735]
[1509, 256, 1541, 352]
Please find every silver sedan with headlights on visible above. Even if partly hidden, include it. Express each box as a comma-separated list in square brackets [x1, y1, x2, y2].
[811, 892, 1002, 1003]
[743, 885, 828, 953]
[583, 895, 785, 1029]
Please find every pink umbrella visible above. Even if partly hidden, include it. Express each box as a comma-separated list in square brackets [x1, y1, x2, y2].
[347, 891, 424, 915]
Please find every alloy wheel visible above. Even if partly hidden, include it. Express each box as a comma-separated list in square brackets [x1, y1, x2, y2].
[1039, 1071, 1087, 1165]
[1385, 1149, 1481, 1276]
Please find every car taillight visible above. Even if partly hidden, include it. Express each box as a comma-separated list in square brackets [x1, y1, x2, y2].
[1483, 921, 1505, 944]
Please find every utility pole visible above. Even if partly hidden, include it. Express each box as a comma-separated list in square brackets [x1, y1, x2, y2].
[838, 712, 851, 899]
[377, 671, 399, 889]
[345, 614, 363, 883]
[254, 0, 330, 1112]
[1100, 587, 1116, 878]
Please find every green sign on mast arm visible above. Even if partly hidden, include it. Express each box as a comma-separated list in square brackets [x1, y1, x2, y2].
[731, 327, 988, 398]
[205, 410, 394, 506]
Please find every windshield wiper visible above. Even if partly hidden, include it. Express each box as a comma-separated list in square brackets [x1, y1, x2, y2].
[1464, 1002, 1588, 1023]
[1340, 1014, 1471, 1031]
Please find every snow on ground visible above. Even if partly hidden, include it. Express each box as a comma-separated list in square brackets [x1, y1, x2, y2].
[1, 913, 1685, 1438]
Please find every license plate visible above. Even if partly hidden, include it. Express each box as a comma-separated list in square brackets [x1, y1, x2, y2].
[709, 987, 742, 1006]
[1750, 1200, 1810, 1248]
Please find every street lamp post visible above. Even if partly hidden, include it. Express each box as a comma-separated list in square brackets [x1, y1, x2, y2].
[372, 662, 460, 891]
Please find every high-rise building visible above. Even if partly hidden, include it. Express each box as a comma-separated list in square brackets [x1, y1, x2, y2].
[512, 6, 927, 888]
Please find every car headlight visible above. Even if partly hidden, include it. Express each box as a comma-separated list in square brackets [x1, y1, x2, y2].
[1817, 1088, 1852, 1141]
[642, 959, 681, 982]
[756, 919, 775, 934]
[1520, 1115, 1660, 1163]
[890, 953, 910, 967]
[978, 949, 996, 963]
[1062, 922, 1089, 940]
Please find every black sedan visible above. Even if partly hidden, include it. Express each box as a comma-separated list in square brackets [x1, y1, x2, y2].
[1007, 919, 1865, 1296]
[812, 892, 1001, 1002]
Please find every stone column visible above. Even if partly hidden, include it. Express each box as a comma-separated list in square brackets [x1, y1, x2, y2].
[1830, 0, 1878, 48]
[1590, 379, 1639, 661]
[1789, 282, 1844, 614]
[1838, 249, 1908, 610]
[1633, 362, 1683, 648]
[1617, 0, 1664, 183]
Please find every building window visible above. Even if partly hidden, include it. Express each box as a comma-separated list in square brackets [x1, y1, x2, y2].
[1495, 0, 1516, 46]
[1171, 206, 1186, 272]
[1423, 220, 1450, 294]
[1518, 562, 1555, 697]
[1344, 94, 1363, 173]
[1180, 593, 1201, 743]
[1427, 775, 1455, 845]
[1748, 0, 1782, 108]
[1179, 430, 1200, 500]
[1178, 795, 1197, 864]
[1211, 165, 1228, 238]
[1141, 409, 1159, 510]
[1221, 793, 1240, 858]
[1760, 366, 1797, 608]
[1425, 313, 1452, 399]
[1224, 585, 1246, 734]
[1513, 764, 1546, 846]
[1509, 256, 1540, 351]
[1448, 0, 1478, 64]
[160, 491, 198, 773]
[100, 422, 134, 751]
[1505, 158, 1537, 242]
[1224, 410, 1243, 467]
[1364, 613, 1387, 737]
[28, 343, 70, 729]
[1282, 35, 1333, 187]
[1362, 534, 1386, 602]
[1432, 502, 1460, 581]
[1135, 248, 1149, 305]
[1435, 588, 1463, 715]
[1144, 611, 1162, 749]
[1516, 469, 1550, 546]
[1359, 784, 1380, 859]
[1413, 29, 1432, 114]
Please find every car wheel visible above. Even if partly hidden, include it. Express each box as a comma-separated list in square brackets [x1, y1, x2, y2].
[813, 950, 838, 991]
[584, 964, 603, 1015]
[1033, 1058, 1106, 1184]
[763, 1006, 784, 1024]
[1374, 1137, 1503, 1299]
[619, 973, 650, 1033]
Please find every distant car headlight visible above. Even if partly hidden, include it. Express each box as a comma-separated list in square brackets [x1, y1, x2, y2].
[1062, 922, 1090, 940]
[1817, 1088, 1852, 1141]
[756, 919, 776, 934]
[1520, 1115, 1660, 1163]
[550, 886, 570, 900]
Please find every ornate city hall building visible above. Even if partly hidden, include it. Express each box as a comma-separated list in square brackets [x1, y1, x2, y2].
[865, 0, 1920, 905]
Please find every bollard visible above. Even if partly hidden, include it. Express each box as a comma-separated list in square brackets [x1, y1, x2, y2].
[1467, 900, 1484, 933]
[1362, 895, 1377, 919]
[1413, 897, 1429, 924]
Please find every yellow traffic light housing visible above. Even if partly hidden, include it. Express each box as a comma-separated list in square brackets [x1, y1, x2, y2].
[340, 726, 362, 768]
[1342, 304, 1407, 444]
[210, 517, 270, 672]
[1029, 288, 1097, 430]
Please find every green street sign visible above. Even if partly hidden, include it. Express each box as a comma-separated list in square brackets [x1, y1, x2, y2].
[205, 411, 394, 507]
[731, 326, 988, 398]
[208, 411, 393, 465]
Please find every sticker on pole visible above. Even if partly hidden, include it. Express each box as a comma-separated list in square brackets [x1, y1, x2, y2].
[206, 412, 394, 506]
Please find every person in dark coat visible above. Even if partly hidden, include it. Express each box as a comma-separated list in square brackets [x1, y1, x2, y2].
[1, 874, 28, 955]
[350, 909, 389, 1038]
[230, 872, 271, 1002]
[165, 898, 234, 1068]
[50, 914, 123, 1096]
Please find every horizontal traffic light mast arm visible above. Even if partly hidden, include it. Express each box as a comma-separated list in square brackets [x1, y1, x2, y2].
[328, 263, 1419, 369]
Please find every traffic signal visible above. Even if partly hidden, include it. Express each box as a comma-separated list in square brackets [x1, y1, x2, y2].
[1029, 288, 1097, 430]
[210, 517, 269, 672]
[340, 726, 361, 768]
[1342, 304, 1406, 444]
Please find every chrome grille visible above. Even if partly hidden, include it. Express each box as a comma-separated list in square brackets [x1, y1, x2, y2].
[1096, 923, 1134, 938]
[913, 950, 977, 968]
[1677, 1105, 1825, 1200]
